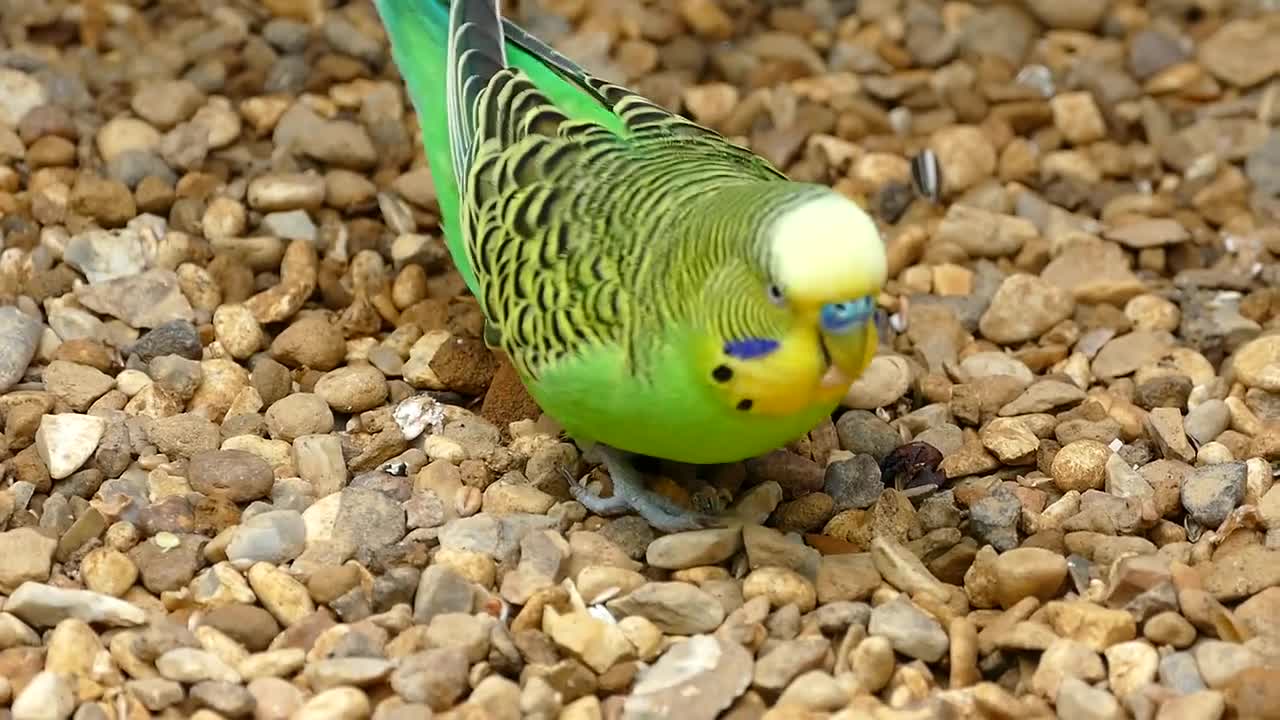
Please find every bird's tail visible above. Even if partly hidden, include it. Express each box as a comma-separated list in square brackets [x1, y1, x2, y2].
[374, 0, 506, 295]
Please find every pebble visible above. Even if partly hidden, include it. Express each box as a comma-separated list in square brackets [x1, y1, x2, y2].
[189, 450, 275, 503]
[0, 528, 57, 593]
[314, 365, 389, 413]
[212, 304, 266, 360]
[5, 582, 146, 627]
[843, 354, 911, 409]
[645, 528, 742, 569]
[823, 454, 884, 511]
[979, 274, 1074, 344]
[1182, 462, 1246, 527]
[80, 548, 138, 597]
[867, 595, 949, 662]
[270, 316, 346, 370]
[1194, 640, 1261, 689]
[246, 562, 314, 626]
[225, 510, 307, 567]
[0, 307, 43, 392]
[1051, 440, 1110, 493]
[0, 4, 1274, 719]
[62, 228, 148, 284]
[968, 488, 1021, 552]
[265, 393, 334, 441]
[157, 647, 242, 684]
[543, 606, 634, 674]
[1105, 640, 1159, 699]
[130, 319, 202, 362]
[10, 671, 75, 720]
[993, 547, 1067, 608]
[74, 269, 195, 329]
[1055, 676, 1124, 720]
[835, 410, 901, 462]
[96, 117, 161, 162]
[0, 69, 48, 127]
[607, 582, 725, 634]
[1199, 19, 1280, 88]
[295, 686, 370, 720]
[248, 172, 327, 211]
[753, 636, 829, 693]
[35, 413, 106, 480]
[624, 635, 752, 720]
[1232, 335, 1280, 392]
[928, 125, 996, 195]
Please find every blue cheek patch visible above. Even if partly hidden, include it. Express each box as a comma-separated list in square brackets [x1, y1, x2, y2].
[724, 337, 780, 360]
[821, 297, 875, 335]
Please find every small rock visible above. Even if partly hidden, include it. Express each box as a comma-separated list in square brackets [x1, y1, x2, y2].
[543, 606, 634, 674]
[0, 307, 42, 393]
[189, 450, 275, 503]
[823, 454, 884, 512]
[1055, 676, 1124, 720]
[979, 274, 1075, 344]
[843, 355, 912, 409]
[969, 488, 1021, 552]
[607, 582, 725, 634]
[0, 69, 48, 127]
[1051, 440, 1109, 493]
[269, 315, 346, 370]
[623, 635, 753, 720]
[0, 529, 57, 593]
[1050, 90, 1108, 144]
[157, 647, 241, 684]
[993, 547, 1067, 609]
[1194, 640, 1261, 689]
[835, 410, 901, 462]
[753, 636, 829, 693]
[1182, 462, 1246, 528]
[1105, 640, 1159, 700]
[265, 393, 334, 441]
[1199, 18, 1280, 88]
[742, 566, 817, 612]
[225, 510, 307, 567]
[130, 320, 202, 362]
[388, 648, 469, 710]
[867, 595, 948, 662]
[314, 365, 389, 413]
[74, 269, 194, 329]
[1232, 335, 1280, 392]
[928, 125, 996, 195]
[10, 671, 75, 720]
[646, 529, 742, 570]
[1185, 399, 1230, 445]
[5, 582, 146, 627]
[35, 414, 106, 480]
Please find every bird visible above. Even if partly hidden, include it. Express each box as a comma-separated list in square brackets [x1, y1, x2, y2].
[374, 0, 889, 533]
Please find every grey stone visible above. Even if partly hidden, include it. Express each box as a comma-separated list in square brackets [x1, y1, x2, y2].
[0, 307, 41, 392]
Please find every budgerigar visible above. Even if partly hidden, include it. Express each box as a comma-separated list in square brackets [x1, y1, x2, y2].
[375, 0, 889, 532]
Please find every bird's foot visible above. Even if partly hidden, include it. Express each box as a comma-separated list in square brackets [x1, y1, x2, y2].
[563, 447, 725, 534]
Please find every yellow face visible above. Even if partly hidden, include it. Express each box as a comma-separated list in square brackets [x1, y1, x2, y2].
[707, 191, 887, 417]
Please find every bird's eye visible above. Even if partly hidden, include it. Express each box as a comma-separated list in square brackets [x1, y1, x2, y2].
[766, 284, 785, 306]
[820, 296, 875, 334]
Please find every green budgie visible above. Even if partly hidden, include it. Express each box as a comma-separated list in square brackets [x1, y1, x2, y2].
[375, 0, 888, 532]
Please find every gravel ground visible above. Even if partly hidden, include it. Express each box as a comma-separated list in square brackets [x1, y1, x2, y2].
[1, 0, 1280, 718]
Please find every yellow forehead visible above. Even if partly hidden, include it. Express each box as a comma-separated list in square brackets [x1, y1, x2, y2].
[768, 193, 887, 303]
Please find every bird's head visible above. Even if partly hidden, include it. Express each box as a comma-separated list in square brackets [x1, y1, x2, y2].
[763, 189, 887, 394]
[690, 183, 889, 420]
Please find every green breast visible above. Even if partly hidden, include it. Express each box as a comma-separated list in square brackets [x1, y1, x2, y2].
[522, 325, 839, 465]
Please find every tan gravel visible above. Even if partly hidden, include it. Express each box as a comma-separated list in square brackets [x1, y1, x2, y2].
[2, 0, 1280, 719]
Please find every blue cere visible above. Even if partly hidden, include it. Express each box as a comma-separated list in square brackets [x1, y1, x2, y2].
[724, 337, 780, 360]
[820, 296, 875, 334]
